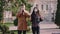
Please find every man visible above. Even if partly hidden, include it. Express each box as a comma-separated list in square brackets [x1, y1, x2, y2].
[31, 4, 43, 34]
[16, 4, 30, 34]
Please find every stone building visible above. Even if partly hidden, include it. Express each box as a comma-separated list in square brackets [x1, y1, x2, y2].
[3, 0, 57, 23]
[28, 0, 57, 22]
[3, 11, 13, 23]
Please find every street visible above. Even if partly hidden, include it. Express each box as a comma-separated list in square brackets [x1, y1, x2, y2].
[40, 28, 60, 34]
[40, 21, 60, 34]
[9, 21, 60, 34]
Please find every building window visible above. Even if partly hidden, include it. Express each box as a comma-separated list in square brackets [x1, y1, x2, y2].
[46, 5, 48, 10]
[41, 5, 43, 10]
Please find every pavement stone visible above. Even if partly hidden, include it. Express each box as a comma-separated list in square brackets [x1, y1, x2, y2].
[9, 21, 60, 34]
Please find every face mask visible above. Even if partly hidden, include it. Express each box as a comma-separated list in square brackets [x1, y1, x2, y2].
[34, 8, 38, 12]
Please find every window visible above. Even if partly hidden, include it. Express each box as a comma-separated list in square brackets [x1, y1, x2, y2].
[46, 5, 48, 10]
[41, 5, 43, 10]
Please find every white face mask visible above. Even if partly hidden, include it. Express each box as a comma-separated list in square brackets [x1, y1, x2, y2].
[34, 8, 38, 12]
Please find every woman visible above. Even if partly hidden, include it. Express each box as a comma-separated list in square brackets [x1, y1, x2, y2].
[31, 5, 43, 34]
[16, 4, 30, 34]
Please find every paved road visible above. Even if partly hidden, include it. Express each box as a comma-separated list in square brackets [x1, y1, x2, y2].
[39, 21, 60, 34]
[40, 23, 58, 29]
[9, 21, 60, 34]
[40, 28, 60, 34]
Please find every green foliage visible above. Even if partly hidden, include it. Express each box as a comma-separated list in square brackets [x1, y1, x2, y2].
[55, 0, 60, 27]
[27, 20, 31, 26]
[0, 0, 5, 21]
[0, 24, 15, 34]
[26, 4, 32, 11]
[4, 0, 32, 16]
[21, 0, 27, 4]
[26, 18, 31, 26]
[0, 24, 9, 34]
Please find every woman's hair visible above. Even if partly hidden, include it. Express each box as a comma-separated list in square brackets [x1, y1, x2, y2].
[20, 3, 25, 6]
[36, 10, 39, 14]
[36, 11, 41, 16]
[17, 4, 24, 13]
[33, 7, 37, 11]
[33, 7, 39, 14]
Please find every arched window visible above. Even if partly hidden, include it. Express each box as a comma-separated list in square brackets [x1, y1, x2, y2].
[41, 5, 43, 10]
[46, 5, 48, 10]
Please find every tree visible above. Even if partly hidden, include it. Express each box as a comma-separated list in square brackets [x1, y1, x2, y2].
[4, 0, 32, 16]
[0, 0, 5, 23]
[55, 0, 60, 28]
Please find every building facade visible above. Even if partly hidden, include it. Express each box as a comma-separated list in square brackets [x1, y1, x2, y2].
[3, 11, 13, 23]
[29, 0, 57, 22]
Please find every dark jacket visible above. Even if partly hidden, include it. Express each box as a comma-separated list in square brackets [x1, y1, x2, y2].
[31, 10, 40, 27]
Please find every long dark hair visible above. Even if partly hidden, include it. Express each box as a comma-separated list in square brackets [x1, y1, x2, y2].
[36, 10, 40, 16]
[32, 7, 40, 16]
[31, 7, 36, 17]
[31, 7, 40, 19]
[31, 7, 38, 21]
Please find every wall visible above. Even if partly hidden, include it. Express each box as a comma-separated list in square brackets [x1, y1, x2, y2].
[30, 0, 57, 22]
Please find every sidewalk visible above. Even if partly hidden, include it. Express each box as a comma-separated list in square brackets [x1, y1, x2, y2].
[40, 21, 58, 29]
[9, 21, 59, 30]
[40, 23, 58, 29]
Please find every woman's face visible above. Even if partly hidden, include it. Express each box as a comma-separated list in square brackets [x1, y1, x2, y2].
[34, 8, 38, 13]
[21, 5, 25, 10]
